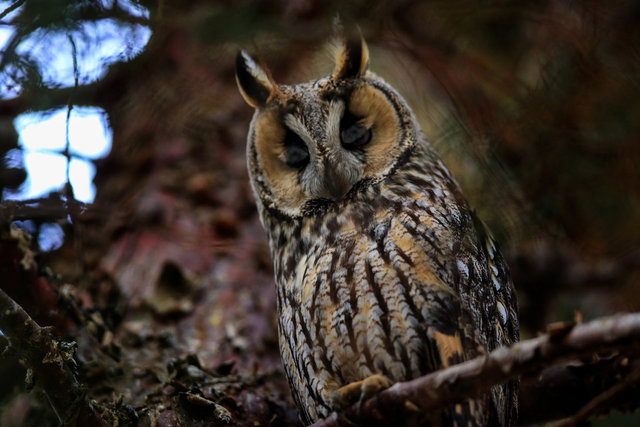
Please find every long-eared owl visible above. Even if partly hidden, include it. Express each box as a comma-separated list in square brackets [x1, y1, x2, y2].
[235, 37, 519, 425]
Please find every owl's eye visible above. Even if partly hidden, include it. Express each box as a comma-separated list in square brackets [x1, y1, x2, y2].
[340, 112, 371, 149]
[283, 130, 310, 169]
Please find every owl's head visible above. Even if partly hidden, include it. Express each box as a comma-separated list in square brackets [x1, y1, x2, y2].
[236, 38, 419, 220]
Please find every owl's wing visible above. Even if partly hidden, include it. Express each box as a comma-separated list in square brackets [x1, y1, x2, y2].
[453, 210, 520, 425]
[459, 211, 520, 351]
[389, 200, 518, 425]
[384, 210, 501, 425]
[402, 267, 494, 426]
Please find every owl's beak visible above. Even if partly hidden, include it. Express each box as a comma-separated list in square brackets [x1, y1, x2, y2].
[321, 160, 353, 201]
[324, 178, 351, 201]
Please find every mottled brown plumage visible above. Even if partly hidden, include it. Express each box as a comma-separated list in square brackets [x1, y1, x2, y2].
[236, 38, 519, 425]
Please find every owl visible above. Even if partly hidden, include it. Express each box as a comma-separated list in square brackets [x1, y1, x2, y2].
[235, 37, 519, 426]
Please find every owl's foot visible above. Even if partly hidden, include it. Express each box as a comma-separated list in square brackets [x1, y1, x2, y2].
[331, 374, 391, 410]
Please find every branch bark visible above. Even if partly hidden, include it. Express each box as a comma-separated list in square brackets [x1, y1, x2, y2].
[519, 353, 640, 423]
[0, 46, 141, 118]
[0, 193, 89, 223]
[548, 359, 640, 426]
[313, 313, 640, 427]
[0, 287, 108, 426]
[0, 82, 105, 117]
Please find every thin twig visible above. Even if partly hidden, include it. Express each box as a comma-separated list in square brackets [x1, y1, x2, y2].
[518, 353, 638, 423]
[0, 0, 25, 21]
[0, 287, 108, 426]
[548, 360, 640, 427]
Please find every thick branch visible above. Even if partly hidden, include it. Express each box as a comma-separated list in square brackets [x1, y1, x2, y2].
[0, 42, 141, 118]
[519, 353, 640, 423]
[548, 358, 640, 426]
[0, 83, 105, 117]
[313, 313, 640, 426]
[0, 287, 108, 426]
[0, 194, 89, 223]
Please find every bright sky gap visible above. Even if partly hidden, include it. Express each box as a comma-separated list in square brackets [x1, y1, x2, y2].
[0, 1, 151, 250]
[0, 1, 151, 203]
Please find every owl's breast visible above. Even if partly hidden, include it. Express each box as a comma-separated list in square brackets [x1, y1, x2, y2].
[274, 192, 460, 301]
[274, 198, 466, 377]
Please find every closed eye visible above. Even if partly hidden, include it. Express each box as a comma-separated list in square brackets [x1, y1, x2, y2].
[340, 111, 371, 149]
[283, 130, 310, 169]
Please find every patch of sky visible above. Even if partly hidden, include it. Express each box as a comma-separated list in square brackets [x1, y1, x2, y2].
[14, 18, 151, 89]
[0, 1, 151, 205]
[38, 222, 65, 251]
[4, 106, 112, 203]
[0, 1, 151, 98]
[116, 0, 150, 19]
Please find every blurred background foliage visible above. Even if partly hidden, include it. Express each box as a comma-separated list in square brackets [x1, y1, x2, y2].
[0, 0, 639, 425]
[1, 0, 639, 344]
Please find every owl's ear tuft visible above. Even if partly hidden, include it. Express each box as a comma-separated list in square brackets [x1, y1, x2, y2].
[235, 50, 275, 108]
[332, 35, 369, 81]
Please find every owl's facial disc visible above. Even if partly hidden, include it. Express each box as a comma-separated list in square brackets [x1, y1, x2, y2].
[249, 80, 406, 217]
[282, 100, 365, 201]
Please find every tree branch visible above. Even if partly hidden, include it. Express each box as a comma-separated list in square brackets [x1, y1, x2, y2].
[0, 40, 143, 119]
[519, 353, 640, 423]
[0, 193, 89, 223]
[313, 313, 640, 426]
[549, 359, 640, 426]
[0, 0, 25, 21]
[0, 82, 105, 117]
[0, 287, 108, 426]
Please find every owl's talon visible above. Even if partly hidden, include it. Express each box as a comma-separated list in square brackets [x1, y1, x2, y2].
[332, 374, 391, 411]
